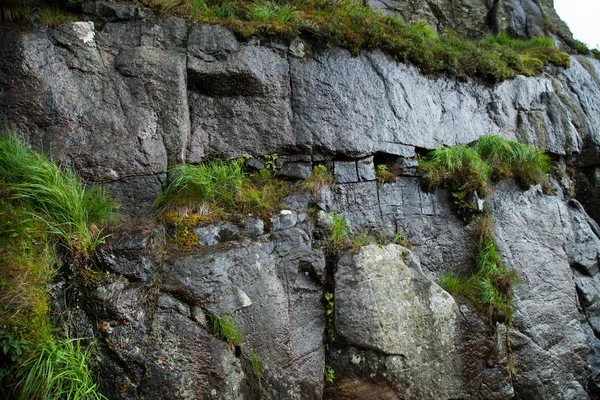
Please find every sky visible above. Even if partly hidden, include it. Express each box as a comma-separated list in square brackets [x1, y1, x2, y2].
[554, 0, 600, 49]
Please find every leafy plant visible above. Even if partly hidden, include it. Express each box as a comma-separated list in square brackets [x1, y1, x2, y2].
[302, 165, 334, 193]
[16, 338, 106, 400]
[324, 292, 335, 344]
[375, 164, 396, 183]
[325, 364, 335, 383]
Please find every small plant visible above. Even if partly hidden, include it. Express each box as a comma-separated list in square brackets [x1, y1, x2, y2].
[16, 338, 107, 400]
[325, 364, 335, 384]
[324, 292, 335, 344]
[250, 351, 262, 382]
[393, 232, 408, 247]
[330, 214, 350, 250]
[247, 1, 298, 24]
[375, 164, 396, 183]
[210, 314, 244, 348]
[302, 165, 334, 193]
[439, 214, 519, 324]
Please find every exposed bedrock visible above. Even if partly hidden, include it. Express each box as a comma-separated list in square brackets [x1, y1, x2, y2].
[1, 20, 599, 214]
[1, 14, 600, 400]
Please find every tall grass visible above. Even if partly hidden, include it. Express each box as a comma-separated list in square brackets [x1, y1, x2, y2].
[420, 135, 551, 197]
[155, 160, 244, 210]
[16, 339, 106, 400]
[0, 134, 117, 254]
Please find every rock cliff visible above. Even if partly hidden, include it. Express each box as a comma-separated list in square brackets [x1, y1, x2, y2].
[1, 3, 600, 399]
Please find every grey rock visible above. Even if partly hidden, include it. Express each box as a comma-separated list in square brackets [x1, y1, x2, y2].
[96, 221, 165, 282]
[334, 161, 359, 183]
[193, 222, 242, 246]
[271, 210, 298, 231]
[331, 244, 511, 399]
[489, 184, 590, 398]
[357, 156, 376, 181]
[244, 217, 264, 237]
[82, 1, 144, 22]
[161, 228, 326, 399]
[281, 192, 310, 213]
[278, 162, 312, 179]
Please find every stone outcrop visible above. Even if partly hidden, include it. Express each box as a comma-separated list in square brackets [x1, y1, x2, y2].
[1, 20, 599, 214]
[367, 0, 573, 42]
[1, 9, 600, 400]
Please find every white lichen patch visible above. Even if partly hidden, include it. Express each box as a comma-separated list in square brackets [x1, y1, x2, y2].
[72, 21, 95, 45]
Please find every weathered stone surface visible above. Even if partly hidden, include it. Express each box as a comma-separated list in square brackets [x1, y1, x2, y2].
[357, 156, 376, 181]
[329, 178, 475, 275]
[490, 184, 590, 398]
[278, 162, 312, 179]
[334, 161, 359, 183]
[161, 227, 326, 399]
[367, 0, 570, 42]
[330, 244, 512, 399]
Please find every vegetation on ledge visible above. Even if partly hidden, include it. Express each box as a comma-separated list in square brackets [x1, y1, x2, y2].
[2, 0, 572, 83]
[140, 0, 570, 83]
[0, 132, 114, 399]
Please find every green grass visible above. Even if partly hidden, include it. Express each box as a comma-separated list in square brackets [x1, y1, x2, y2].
[330, 214, 350, 250]
[375, 164, 396, 183]
[16, 339, 106, 400]
[419, 135, 551, 219]
[439, 214, 519, 324]
[0, 132, 112, 399]
[0, 134, 118, 255]
[210, 314, 244, 347]
[130, 0, 572, 84]
[419, 145, 490, 197]
[302, 165, 334, 193]
[155, 160, 244, 210]
[156, 160, 288, 244]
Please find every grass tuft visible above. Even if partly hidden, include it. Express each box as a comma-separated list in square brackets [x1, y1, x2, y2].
[375, 164, 396, 183]
[302, 165, 334, 193]
[16, 339, 106, 400]
[0, 134, 118, 255]
[439, 214, 519, 324]
[210, 314, 244, 347]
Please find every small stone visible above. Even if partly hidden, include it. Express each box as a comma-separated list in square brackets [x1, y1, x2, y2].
[271, 210, 298, 231]
[244, 218, 264, 237]
[279, 162, 312, 179]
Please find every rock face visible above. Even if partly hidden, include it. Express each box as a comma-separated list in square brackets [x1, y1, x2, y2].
[2, 19, 600, 213]
[367, 0, 573, 41]
[1, 9, 600, 400]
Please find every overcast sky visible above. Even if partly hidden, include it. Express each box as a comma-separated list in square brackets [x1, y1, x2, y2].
[554, 0, 600, 49]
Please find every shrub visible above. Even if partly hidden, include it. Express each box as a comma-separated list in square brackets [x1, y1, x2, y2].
[302, 165, 334, 193]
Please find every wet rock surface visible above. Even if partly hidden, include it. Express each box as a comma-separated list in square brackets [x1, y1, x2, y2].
[1, 10, 599, 400]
